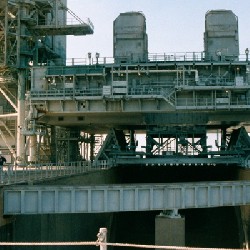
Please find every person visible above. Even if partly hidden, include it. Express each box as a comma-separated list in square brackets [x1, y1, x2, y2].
[216, 50, 222, 61]
[0, 152, 6, 183]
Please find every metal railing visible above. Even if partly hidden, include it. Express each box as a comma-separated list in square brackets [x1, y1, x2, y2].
[30, 85, 175, 98]
[65, 57, 114, 66]
[0, 160, 110, 185]
[43, 52, 250, 67]
[177, 97, 250, 109]
[30, 88, 103, 98]
[29, 85, 250, 110]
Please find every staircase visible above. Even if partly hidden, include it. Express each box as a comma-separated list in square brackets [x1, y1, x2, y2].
[161, 87, 176, 106]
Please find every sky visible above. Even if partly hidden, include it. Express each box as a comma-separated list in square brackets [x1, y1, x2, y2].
[66, 0, 250, 60]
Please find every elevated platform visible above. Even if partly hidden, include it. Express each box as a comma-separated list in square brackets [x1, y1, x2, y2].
[30, 24, 94, 36]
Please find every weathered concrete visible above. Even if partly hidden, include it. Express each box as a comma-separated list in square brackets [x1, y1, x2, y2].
[155, 214, 185, 247]
[238, 169, 250, 249]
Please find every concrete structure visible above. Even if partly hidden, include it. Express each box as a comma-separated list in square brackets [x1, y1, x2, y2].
[0, 3, 250, 249]
[113, 12, 148, 63]
[204, 10, 239, 61]
[155, 213, 185, 246]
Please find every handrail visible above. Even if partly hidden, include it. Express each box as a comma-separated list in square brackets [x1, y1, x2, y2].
[30, 86, 176, 99]
[41, 52, 250, 67]
[0, 160, 111, 185]
[29, 87, 250, 111]
[176, 97, 250, 109]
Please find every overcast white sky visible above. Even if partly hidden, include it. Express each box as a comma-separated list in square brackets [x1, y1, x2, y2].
[66, 0, 250, 59]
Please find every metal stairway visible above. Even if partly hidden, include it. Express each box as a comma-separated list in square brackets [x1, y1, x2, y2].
[161, 87, 176, 106]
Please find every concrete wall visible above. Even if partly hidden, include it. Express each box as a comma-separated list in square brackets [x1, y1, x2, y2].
[238, 169, 250, 248]
[155, 215, 185, 246]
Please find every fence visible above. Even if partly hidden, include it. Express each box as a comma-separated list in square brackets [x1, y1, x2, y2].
[0, 227, 244, 250]
[0, 160, 110, 185]
[47, 52, 250, 66]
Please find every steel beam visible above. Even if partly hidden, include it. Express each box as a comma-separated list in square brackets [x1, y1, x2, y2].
[4, 181, 250, 215]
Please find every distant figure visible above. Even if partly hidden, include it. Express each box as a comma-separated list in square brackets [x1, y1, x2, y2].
[0, 151, 6, 169]
[0, 153, 6, 183]
[216, 50, 222, 61]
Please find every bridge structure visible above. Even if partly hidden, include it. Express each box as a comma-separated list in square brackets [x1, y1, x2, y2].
[4, 180, 250, 215]
[0, 3, 250, 249]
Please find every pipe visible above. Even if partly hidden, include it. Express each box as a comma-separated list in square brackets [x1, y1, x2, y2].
[111, 69, 199, 82]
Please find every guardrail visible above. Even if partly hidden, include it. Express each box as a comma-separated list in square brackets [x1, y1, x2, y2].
[30, 85, 175, 99]
[44, 52, 250, 67]
[176, 97, 250, 109]
[29, 85, 250, 110]
[0, 160, 110, 185]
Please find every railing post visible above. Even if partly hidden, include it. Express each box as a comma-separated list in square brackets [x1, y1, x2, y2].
[97, 228, 107, 250]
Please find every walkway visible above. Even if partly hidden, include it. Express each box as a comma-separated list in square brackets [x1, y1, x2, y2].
[0, 160, 109, 185]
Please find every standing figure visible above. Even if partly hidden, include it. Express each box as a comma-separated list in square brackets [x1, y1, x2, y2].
[0, 152, 6, 183]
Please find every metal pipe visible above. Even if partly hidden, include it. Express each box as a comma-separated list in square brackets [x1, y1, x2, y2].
[111, 69, 199, 84]
[28, 135, 37, 162]
[0, 113, 17, 117]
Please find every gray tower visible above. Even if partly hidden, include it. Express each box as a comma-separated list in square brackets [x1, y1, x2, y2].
[113, 12, 148, 63]
[204, 10, 239, 61]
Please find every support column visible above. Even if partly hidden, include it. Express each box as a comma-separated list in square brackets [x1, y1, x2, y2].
[130, 129, 136, 151]
[241, 206, 250, 249]
[90, 134, 95, 162]
[50, 126, 56, 163]
[221, 127, 227, 151]
[16, 70, 26, 163]
[16, 2, 30, 164]
[155, 210, 185, 247]
[68, 128, 81, 162]
[28, 135, 37, 163]
[239, 169, 250, 249]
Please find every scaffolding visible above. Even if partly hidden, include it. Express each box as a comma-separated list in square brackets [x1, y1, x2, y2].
[0, 0, 94, 163]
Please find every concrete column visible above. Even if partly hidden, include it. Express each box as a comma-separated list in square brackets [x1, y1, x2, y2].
[155, 210, 185, 247]
[239, 168, 250, 249]
[16, 70, 26, 163]
[16, 2, 29, 163]
[28, 135, 37, 163]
